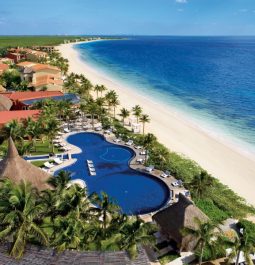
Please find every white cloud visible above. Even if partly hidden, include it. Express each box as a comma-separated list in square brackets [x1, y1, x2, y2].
[177, 8, 184, 12]
[176, 0, 187, 3]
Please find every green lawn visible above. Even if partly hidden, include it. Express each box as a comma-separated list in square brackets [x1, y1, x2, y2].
[31, 141, 61, 156]
[31, 160, 47, 167]
[0, 36, 83, 48]
[0, 140, 61, 158]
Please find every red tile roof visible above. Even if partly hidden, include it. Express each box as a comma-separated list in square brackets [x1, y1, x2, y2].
[0, 64, 9, 72]
[0, 110, 41, 126]
[0, 91, 63, 101]
[17, 61, 60, 72]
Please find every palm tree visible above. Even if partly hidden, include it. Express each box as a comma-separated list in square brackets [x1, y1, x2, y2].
[105, 90, 119, 118]
[132, 105, 142, 123]
[182, 218, 220, 265]
[45, 118, 59, 153]
[0, 180, 48, 258]
[94, 85, 101, 98]
[139, 114, 150, 135]
[119, 108, 130, 126]
[99, 85, 107, 97]
[188, 170, 215, 199]
[120, 216, 157, 259]
[0, 119, 24, 142]
[90, 191, 120, 231]
[48, 170, 71, 192]
[143, 133, 157, 163]
[227, 228, 255, 265]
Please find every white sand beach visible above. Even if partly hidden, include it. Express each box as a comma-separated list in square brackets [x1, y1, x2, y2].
[58, 42, 255, 206]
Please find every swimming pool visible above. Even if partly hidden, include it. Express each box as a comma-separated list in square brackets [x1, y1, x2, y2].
[55, 132, 170, 215]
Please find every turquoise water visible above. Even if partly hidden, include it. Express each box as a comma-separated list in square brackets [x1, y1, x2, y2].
[76, 37, 255, 154]
[55, 132, 170, 215]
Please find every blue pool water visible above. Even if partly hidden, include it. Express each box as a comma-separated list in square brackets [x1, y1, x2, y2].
[76, 36, 255, 153]
[55, 132, 169, 215]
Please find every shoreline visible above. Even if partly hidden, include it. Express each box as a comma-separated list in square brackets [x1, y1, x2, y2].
[57, 41, 255, 206]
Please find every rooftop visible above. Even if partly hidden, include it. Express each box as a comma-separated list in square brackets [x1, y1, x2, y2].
[0, 63, 9, 71]
[17, 61, 60, 72]
[0, 137, 50, 191]
[1, 91, 63, 101]
[0, 245, 149, 265]
[0, 110, 40, 125]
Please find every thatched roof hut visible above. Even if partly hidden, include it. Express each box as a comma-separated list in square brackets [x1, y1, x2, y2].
[153, 193, 209, 251]
[0, 137, 51, 190]
[0, 94, 12, 111]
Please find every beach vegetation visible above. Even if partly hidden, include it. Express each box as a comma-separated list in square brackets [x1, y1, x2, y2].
[139, 114, 150, 135]
[132, 105, 142, 123]
[182, 218, 221, 265]
[0, 177, 157, 259]
[119, 108, 130, 125]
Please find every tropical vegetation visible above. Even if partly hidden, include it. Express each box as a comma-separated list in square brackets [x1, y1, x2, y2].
[0, 175, 157, 259]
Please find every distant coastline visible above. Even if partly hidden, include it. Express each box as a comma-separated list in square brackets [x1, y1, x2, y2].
[57, 40, 255, 206]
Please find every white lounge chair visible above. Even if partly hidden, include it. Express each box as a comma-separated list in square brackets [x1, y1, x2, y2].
[145, 165, 154, 173]
[64, 128, 70, 133]
[114, 138, 121, 143]
[54, 157, 63, 165]
[136, 158, 144, 164]
[125, 140, 134, 146]
[171, 181, 179, 187]
[160, 172, 169, 178]
[135, 145, 142, 150]
[140, 151, 146, 155]
[44, 161, 54, 168]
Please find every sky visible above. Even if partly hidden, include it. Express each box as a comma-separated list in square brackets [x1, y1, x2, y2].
[0, 0, 255, 35]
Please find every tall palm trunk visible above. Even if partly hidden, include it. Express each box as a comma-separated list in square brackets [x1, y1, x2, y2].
[142, 123, 145, 135]
[199, 242, 205, 265]
[235, 250, 241, 265]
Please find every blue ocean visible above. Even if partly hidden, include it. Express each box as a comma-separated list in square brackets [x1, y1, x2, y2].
[76, 37, 255, 152]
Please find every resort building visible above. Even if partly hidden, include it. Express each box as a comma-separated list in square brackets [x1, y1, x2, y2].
[0, 137, 50, 190]
[6, 52, 26, 63]
[26, 50, 48, 62]
[17, 61, 63, 91]
[0, 110, 40, 128]
[32, 45, 55, 53]
[153, 194, 208, 251]
[0, 63, 9, 75]
[0, 91, 80, 110]
[0, 57, 14, 65]
[0, 94, 13, 111]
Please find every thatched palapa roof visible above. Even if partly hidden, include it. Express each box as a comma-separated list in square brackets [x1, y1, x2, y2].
[153, 193, 209, 251]
[0, 244, 150, 265]
[0, 94, 12, 111]
[0, 137, 51, 190]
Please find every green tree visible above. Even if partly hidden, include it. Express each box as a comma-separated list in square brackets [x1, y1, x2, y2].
[0, 180, 48, 259]
[120, 216, 157, 259]
[119, 108, 130, 126]
[139, 114, 150, 135]
[188, 170, 215, 199]
[182, 218, 220, 265]
[90, 192, 120, 232]
[132, 105, 142, 123]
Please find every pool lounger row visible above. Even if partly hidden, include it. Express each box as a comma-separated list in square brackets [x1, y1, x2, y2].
[86, 160, 96, 176]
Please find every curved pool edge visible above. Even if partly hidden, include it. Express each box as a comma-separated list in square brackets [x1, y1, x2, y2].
[56, 130, 171, 215]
